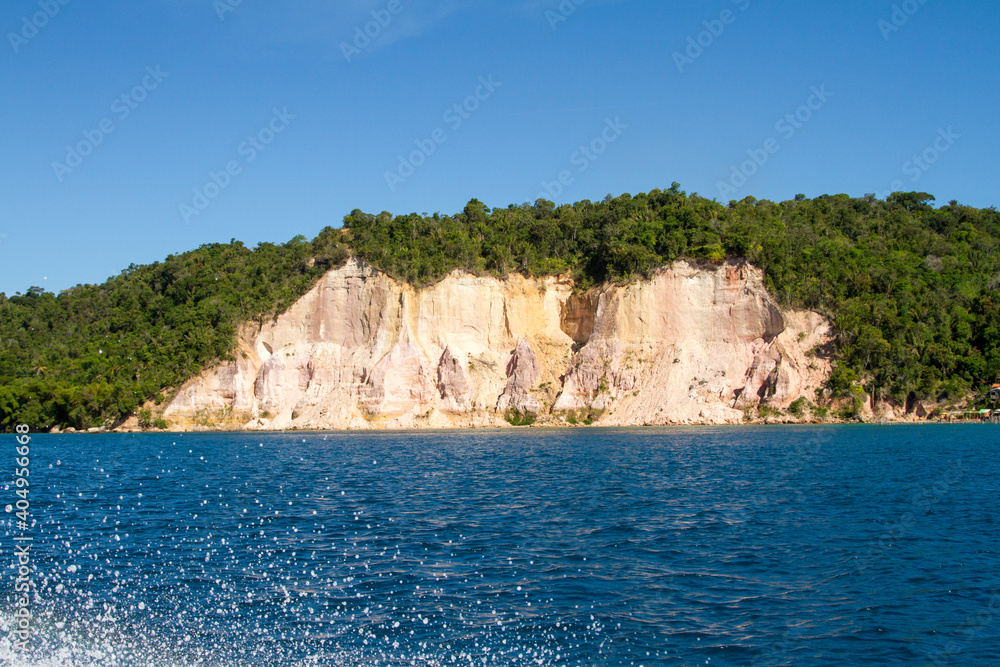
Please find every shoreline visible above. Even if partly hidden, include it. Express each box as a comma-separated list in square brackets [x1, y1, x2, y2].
[35, 418, 980, 435]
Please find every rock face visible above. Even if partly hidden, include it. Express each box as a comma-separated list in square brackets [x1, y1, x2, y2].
[163, 258, 832, 429]
[496, 338, 542, 414]
[551, 264, 830, 425]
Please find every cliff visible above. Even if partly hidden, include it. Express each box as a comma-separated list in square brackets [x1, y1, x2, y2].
[161, 258, 832, 429]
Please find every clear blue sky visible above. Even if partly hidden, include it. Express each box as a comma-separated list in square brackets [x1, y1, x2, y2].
[1, 0, 998, 295]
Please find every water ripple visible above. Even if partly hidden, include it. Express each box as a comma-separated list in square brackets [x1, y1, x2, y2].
[1, 426, 998, 666]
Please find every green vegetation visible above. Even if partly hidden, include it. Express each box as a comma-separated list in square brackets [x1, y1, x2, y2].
[504, 409, 536, 426]
[347, 187, 1000, 412]
[559, 409, 603, 425]
[3, 184, 1000, 431]
[758, 405, 782, 419]
[0, 230, 348, 431]
[788, 397, 807, 417]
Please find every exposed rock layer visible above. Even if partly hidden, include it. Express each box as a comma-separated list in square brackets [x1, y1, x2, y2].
[163, 258, 832, 429]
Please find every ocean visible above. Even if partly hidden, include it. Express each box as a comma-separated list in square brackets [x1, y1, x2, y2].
[2, 426, 998, 666]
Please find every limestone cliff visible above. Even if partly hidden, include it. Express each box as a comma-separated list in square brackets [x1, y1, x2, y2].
[162, 258, 832, 429]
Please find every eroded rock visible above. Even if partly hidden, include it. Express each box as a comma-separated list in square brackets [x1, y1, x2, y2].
[163, 258, 833, 429]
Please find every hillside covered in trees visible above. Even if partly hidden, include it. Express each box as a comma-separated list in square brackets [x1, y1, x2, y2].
[2, 186, 999, 430]
[0, 230, 348, 431]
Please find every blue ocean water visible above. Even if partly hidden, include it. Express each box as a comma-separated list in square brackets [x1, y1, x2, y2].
[1, 426, 998, 666]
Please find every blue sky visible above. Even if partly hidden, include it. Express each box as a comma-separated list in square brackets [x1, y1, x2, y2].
[1, 0, 998, 295]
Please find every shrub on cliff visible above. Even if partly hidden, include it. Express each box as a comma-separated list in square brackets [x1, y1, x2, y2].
[505, 409, 536, 426]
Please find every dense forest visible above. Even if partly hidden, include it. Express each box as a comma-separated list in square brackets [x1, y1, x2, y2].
[2, 186, 1000, 430]
[346, 187, 1000, 411]
[0, 229, 348, 431]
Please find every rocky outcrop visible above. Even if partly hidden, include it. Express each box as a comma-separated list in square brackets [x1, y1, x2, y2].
[496, 338, 541, 414]
[436, 347, 473, 412]
[550, 263, 830, 425]
[161, 257, 833, 430]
